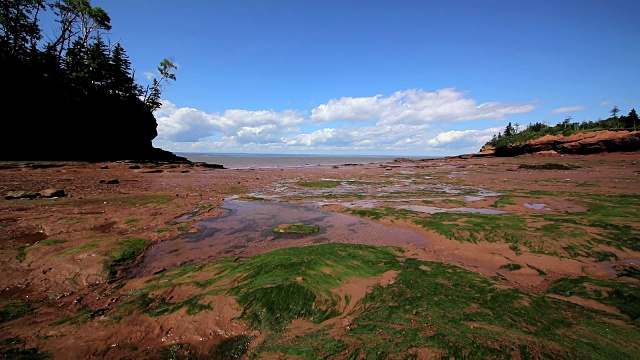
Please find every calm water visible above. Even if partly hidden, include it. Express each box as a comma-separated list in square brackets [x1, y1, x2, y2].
[179, 153, 430, 169]
[135, 200, 430, 277]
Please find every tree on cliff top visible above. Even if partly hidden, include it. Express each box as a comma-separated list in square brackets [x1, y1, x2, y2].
[0, 0, 180, 160]
[485, 107, 639, 150]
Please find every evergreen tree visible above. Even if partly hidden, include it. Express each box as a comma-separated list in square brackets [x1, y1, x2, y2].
[504, 122, 514, 137]
[0, 0, 45, 62]
[108, 43, 140, 99]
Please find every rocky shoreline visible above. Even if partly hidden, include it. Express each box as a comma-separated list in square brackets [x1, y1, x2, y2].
[1, 153, 639, 358]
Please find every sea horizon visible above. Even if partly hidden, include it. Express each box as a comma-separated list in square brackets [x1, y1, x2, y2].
[177, 152, 439, 169]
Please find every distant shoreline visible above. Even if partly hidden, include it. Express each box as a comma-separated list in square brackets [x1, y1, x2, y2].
[179, 153, 437, 169]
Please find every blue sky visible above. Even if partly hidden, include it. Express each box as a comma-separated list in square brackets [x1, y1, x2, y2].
[94, 0, 638, 156]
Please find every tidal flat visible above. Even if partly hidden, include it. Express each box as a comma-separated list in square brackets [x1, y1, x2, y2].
[0, 153, 639, 359]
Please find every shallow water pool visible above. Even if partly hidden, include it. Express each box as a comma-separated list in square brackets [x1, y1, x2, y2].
[135, 200, 430, 277]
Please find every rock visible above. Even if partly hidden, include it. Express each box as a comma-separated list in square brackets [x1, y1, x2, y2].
[194, 162, 225, 169]
[39, 188, 66, 198]
[99, 179, 119, 184]
[492, 130, 640, 157]
[5, 190, 40, 199]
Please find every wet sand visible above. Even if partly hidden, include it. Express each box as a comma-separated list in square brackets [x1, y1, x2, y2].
[1, 153, 639, 358]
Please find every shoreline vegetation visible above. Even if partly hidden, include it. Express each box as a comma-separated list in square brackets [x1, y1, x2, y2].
[478, 108, 640, 157]
[1, 153, 639, 359]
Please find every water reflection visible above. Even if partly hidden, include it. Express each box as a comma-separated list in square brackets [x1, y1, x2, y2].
[135, 200, 429, 277]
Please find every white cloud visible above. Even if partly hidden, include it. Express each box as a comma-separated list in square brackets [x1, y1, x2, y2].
[425, 128, 501, 150]
[550, 105, 585, 114]
[310, 88, 536, 125]
[154, 100, 306, 143]
[143, 71, 156, 81]
[152, 88, 536, 155]
[600, 100, 612, 106]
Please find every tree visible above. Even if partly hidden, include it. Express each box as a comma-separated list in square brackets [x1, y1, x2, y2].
[107, 42, 140, 99]
[610, 106, 620, 118]
[624, 108, 639, 130]
[504, 122, 514, 137]
[47, 0, 111, 57]
[143, 58, 177, 112]
[0, 0, 46, 62]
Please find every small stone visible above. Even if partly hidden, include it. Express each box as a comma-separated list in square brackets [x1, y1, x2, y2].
[40, 188, 66, 198]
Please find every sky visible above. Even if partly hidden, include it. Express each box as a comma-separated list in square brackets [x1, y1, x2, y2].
[91, 0, 638, 156]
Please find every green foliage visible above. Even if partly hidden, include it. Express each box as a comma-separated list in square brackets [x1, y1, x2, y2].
[298, 180, 342, 188]
[15, 248, 27, 262]
[115, 194, 172, 206]
[491, 195, 516, 208]
[250, 248, 640, 359]
[0, 0, 177, 160]
[120, 243, 399, 332]
[485, 107, 640, 150]
[34, 239, 67, 246]
[107, 243, 640, 358]
[56, 239, 99, 257]
[548, 277, 640, 320]
[104, 237, 147, 278]
[50, 309, 93, 326]
[143, 58, 178, 112]
[441, 199, 467, 206]
[499, 263, 522, 271]
[0, 346, 50, 360]
[209, 336, 256, 360]
[140, 294, 212, 317]
[0, 302, 35, 324]
[272, 223, 320, 234]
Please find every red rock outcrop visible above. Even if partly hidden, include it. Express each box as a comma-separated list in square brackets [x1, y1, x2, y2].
[490, 130, 640, 156]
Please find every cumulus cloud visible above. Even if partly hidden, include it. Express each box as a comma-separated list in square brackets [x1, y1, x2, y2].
[310, 88, 536, 125]
[154, 100, 306, 143]
[425, 128, 501, 150]
[276, 124, 499, 155]
[153, 87, 536, 155]
[550, 105, 585, 114]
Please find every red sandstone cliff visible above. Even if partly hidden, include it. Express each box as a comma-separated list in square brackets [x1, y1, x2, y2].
[477, 130, 640, 157]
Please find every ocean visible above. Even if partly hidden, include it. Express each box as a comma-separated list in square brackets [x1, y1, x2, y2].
[178, 153, 433, 169]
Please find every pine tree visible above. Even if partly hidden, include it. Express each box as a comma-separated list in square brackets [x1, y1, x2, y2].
[108, 43, 140, 99]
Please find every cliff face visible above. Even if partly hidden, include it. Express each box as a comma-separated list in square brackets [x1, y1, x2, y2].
[480, 130, 640, 157]
[2, 75, 186, 162]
